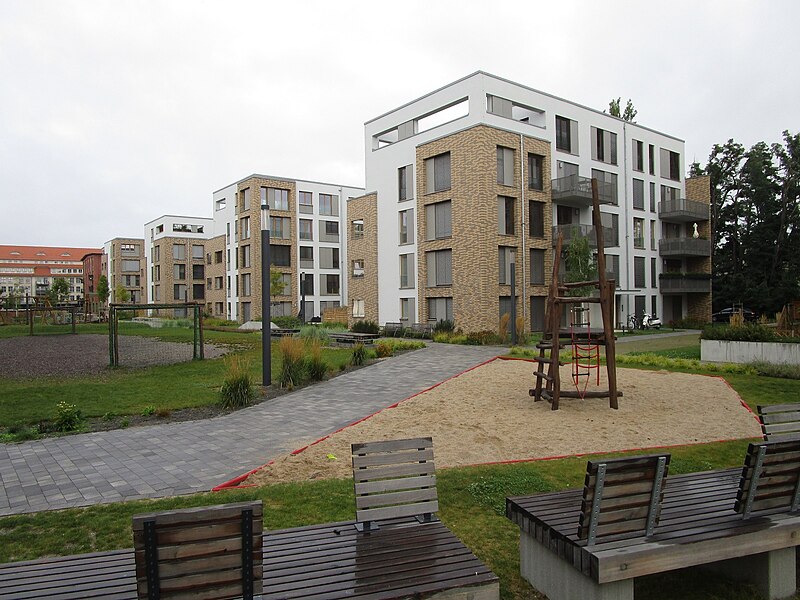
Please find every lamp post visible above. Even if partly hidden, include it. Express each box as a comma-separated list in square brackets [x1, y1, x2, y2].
[299, 271, 306, 323]
[510, 248, 517, 346]
[261, 201, 271, 387]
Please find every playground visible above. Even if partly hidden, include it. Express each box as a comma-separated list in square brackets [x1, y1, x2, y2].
[246, 357, 762, 486]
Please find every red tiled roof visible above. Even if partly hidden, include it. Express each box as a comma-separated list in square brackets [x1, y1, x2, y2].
[0, 245, 102, 262]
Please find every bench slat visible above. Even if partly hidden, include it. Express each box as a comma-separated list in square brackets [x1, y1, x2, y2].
[352, 447, 434, 468]
[355, 487, 438, 509]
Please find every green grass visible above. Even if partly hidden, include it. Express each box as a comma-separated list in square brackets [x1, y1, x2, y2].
[616, 333, 700, 354]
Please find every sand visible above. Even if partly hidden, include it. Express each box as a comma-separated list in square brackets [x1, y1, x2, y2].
[246, 358, 762, 485]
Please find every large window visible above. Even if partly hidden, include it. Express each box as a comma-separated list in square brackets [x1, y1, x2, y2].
[319, 220, 339, 242]
[650, 220, 656, 250]
[425, 152, 451, 193]
[264, 187, 289, 210]
[352, 259, 364, 278]
[633, 178, 645, 210]
[398, 165, 413, 201]
[172, 244, 186, 260]
[530, 249, 545, 285]
[299, 219, 313, 241]
[591, 127, 618, 165]
[300, 274, 313, 295]
[528, 153, 544, 191]
[498, 196, 515, 235]
[555, 116, 578, 153]
[192, 264, 204, 280]
[650, 182, 656, 212]
[399, 209, 414, 244]
[634, 257, 646, 288]
[299, 246, 313, 269]
[400, 253, 414, 289]
[299, 191, 313, 213]
[241, 188, 250, 211]
[497, 146, 514, 186]
[427, 249, 452, 287]
[529, 201, 544, 238]
[173, 284, 187, 301]
[660, 148, 680, 181]
[351, 219, 364, 239]
[530, 296, 546, 331]
[241, 273, 252, 296]
[121, 260, 140, 272]
[498, 246, 516, 285]
[319, 194, 338, 216]
[271, 244, 291, 267]
[632, 140, 644, 172]
[649, 144, 656, 175]
[651, 257, 657, 288]
[270, 216, 290, 240]
[319, 247, 339, 269]
[174, 264, 186, 280]
[241, 245, 251, 269]
[321, 274, 340, 296]
[425, 200, 452, 240]
[240, 217, 250, 240]
[352, 299, 365, 318]
[428, 297, 453, 322]
[591, 169, 618, 205]
[661, 185, 681, 204]
[400, 297, 415, 323]
[633, 218, 645, 249]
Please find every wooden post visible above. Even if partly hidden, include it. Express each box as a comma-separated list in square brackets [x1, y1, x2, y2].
[198, 303, 205, 360]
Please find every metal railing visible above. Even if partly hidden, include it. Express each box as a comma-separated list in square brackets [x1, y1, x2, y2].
[658, 198, 709, 221]
[551, 175, 614, 205]
[658, 238, 712, 256]
[658, 274, 711, 293]
[552, 224, 618, 248]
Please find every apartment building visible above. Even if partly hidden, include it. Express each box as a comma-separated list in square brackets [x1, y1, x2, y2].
[0, 245, 100, 304]
[351, 71, 711, 332]
[102, 238, 147, 304]
[82, 251, 103, 314]
[143, 215, 215, 311]
[212, 175, 364, 323]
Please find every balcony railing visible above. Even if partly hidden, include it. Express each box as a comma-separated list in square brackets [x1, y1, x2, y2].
[551, 175, 614, 208]
[658, 237, 712, 257]
[552, 224, 619, 248]
[658, 198, 709, 222]
[658, 273, 712, 294]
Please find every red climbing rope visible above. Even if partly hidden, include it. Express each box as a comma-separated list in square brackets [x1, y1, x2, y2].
[571, 306, 601, 399]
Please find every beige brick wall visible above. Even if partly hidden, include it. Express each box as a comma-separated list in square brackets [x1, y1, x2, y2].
[685, 174, 713, 321]
[415, 124, 552, 333]
[347, 193, 379, 324]
[205, 234, 226, 317]
[109, 238, 146, 303]
[150, 236, 207, 308]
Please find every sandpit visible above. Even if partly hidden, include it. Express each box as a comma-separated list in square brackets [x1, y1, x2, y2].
[246, 358, 762, 486]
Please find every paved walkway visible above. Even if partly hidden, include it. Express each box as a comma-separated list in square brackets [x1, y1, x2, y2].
[0, 344, 500, 516]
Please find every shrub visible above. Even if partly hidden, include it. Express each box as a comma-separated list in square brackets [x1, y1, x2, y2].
[155, 408, 172, 418]
[278, 336, 307, 389]
[120, 418, 130, 428]
[219, 355, 256, 409]
[434, 319, 455, 333]
[304, 339, 329, 381]
[299, 325, 330, 345]
[702, 324, 785, 343]
[272, 316, 302, 329]
[141, 405, 156, 416]
[498, 313, 511, 342]
[375, 341, 394, 358]
[669, 317, 707, 330]
[750, 361, 800, 380]
[54, 401, 83, 432]
[466, 330, 501, 346]
[352, 320, 379, 334]
[351, 342, 367, 366]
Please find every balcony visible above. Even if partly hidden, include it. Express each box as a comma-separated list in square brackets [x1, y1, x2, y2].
[658, 198, 709, 222]
[551, 175, 613, 208]
[552, 224, 619, 249]
[659, 273, 712, 294]
[659, 237, 712, 257]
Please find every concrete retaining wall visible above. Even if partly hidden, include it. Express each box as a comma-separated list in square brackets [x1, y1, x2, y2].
[701, 339, 800, 365]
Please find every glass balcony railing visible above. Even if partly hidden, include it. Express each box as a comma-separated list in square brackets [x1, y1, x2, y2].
[551, 175, 614, 208]
[658, 273, 711, 293]
[658, 198, 709, 222]
[658, 237, 712, 257]
[552, 224, 619, 248]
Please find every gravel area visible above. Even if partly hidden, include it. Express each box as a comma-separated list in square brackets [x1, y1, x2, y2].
[0, 334, 226, 379]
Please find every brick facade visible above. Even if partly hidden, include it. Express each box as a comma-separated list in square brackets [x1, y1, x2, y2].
[346, 193, 379, 324]
[204, 234, 226, 317]
[107, 238, 147, 304]
[685, 174, 713, 321]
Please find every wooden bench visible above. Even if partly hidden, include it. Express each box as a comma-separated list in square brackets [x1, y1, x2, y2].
[758, 403, 800, 441]
[507, 441, 800, 600]
[403, 322, 434, 339]
[328, 331, 379, 346]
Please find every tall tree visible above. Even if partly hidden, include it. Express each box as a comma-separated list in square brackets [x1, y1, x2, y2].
[270, 268, 287, 307]
[48, 277, 69, 304]
[97, 275, 110, 305]
[608, 97, 638, 122]
[564, 234, 597, 297]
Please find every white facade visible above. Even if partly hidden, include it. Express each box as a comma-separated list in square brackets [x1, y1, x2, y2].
[364, 71, 689, 326]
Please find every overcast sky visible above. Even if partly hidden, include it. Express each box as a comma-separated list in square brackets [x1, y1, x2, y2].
[1, 0, 797, 248]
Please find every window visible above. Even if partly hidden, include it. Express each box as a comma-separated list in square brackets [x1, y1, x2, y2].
[299, 191, 313, 213]
[428, 297, 453, 322]
[601, 212, 620, 246]
[299, 219, 313, 241]
[215, 198, 226, 211]
[173, 284, 187, 301]
[661, 185, 681, 204]
[634, 257, 646, 288]
[240, 217, 250, 240]
[241, 273, 251, 296]
[425, 152, 451, 193]
[172, 244, 186, 260]
[320, 247, 339, 269]
[529, 201, 545, 238]
[214, 250, 223, 264]
[270, 216, 290, 240]
[153, 285, 160, 301]
[121, 260, 139, 272]
[192, 264, 204, 280]
[400, 297, 415, 323]
[241, 188, 250, 211]
[528, 153, 544, 191]
[498, 196, 515, 235]
[425, 200, 452, 240]
[121, 243, 137, 254]
[214, 276, 223, 290]
[605, 254, 620, 282]
[352, 299, 365, 318]
[241, 245, 251, 268]
[300, 274, 313, 295]
[649, 144, 655, 175]
[633, 218, 645, 249]
[319, 220, 339, 242]
[234, 219, 238, 241]
[650, 182, 656, 212]
[264, 187, 289, 210]
[352, 259, 364, 278]
[650, 220, 657, 250]
[226, 223, 230, 244]
[351, 219, 364, 239]
[400, 253, 414, 288]
[633, 179, 645, 210]
[174, 264, 186, 280]
[299, 246, 313, 269]
[530, 296, 546, 331]
[399, 209, 414, 244]
[398, 165, 413, 201]
[632, 140, 644, 172]
[497, 146, 514, 186]
[192, 244, 203, 260]
[660, 148, 680, 181]
[487, 94, 545, 126]
[591, 127, 618, 165]
[321, 274, 340, 296]
[555, 116, 578, 153]
[153, 265, 160, 282]
[271, 244, 291, 267]
[153, 245, 160, 262]
[319, 194, 339, 216]
[427, 249, 452, 287]
[530, 249, 545, 285]
[498, 246, 516, 285]
[591, 169, 618, 205]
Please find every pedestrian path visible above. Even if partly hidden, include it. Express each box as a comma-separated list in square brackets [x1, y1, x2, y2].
[0, 344, 500, 516]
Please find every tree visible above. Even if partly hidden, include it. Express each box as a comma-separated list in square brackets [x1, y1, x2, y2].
[270, 268, 287, 307]
[48, 277, 69, 304]
[564, 233, 597, 298]
[115, 285, 131, 303]
[97, 275, 110, 305]
[608, 97, 637, 122]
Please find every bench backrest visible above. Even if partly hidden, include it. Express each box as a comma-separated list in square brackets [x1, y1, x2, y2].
[735, 439, 800, 518]
[577, 454, 670, 545]
[351, 437, 439, 531]
[757, 404, 800, 442]
[132, 501, 263, 600]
